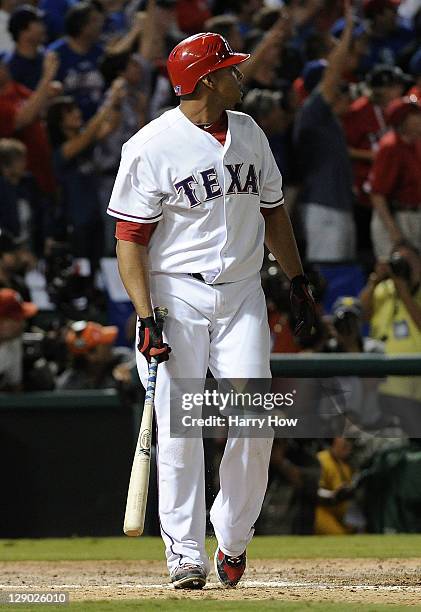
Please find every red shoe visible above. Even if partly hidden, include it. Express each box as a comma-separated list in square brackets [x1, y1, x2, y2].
[214, 547, 246, 588]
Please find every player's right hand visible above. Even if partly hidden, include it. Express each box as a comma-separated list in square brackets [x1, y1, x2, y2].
[137, 316, 171, 363]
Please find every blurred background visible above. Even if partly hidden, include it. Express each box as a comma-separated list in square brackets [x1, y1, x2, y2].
[1, 0, 421, 539]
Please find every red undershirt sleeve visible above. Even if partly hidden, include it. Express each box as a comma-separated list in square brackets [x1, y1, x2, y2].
[115, 220, 158, 246]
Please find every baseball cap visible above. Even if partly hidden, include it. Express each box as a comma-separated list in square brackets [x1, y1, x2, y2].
[0, 228, 20, 255]
[385, 96, 421, 127]
[409, 48, 421, 77]
[66, 321, 118, 355]
[363, 0, 400, 19]
[332, 296, 362, 319]
[303, 59, 327, 93]
[0, 288, 38, 320]
[8, 5, 45, 42]
[330, 17, 366, 39]
[366, 64, 411, 88]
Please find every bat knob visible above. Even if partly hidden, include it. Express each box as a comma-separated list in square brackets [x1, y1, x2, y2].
[154, 307, 168, 323]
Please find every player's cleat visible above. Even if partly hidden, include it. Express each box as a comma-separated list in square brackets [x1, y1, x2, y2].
[171, 564, 207, 589]
[214, 548, 246, 588]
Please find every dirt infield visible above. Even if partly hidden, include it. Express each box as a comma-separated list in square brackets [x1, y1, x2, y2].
[1, 559, 421, 605]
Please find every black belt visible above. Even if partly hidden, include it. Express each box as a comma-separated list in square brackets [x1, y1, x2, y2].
[188, 273, 236, 286]
[189, 272, 207, 283]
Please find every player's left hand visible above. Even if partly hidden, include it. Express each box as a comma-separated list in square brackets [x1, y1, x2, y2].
[289, 274, 316, 337]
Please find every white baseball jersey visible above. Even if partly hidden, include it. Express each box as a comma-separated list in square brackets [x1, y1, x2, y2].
[107, 106, 284, 283]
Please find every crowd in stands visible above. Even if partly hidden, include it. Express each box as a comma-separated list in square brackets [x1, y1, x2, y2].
[1, 0, 421, 534]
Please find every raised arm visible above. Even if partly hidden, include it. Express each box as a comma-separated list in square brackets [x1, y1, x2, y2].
[105, 12, 145, 56]
[319, 0, 353, 104]
[60, 79, 125, 160]
[241, 11, 292, 84]
[139, 0, 165, 62]
[14, 52, 59, 130]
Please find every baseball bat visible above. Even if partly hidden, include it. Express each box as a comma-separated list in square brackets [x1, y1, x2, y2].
[123, 307, 168, 537]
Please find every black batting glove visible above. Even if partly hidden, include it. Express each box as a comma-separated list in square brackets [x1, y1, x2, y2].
[137, 315, 171, 363]
[290, 274, 316, 337]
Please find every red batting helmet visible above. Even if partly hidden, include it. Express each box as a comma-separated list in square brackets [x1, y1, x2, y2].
[167, 32, 250, 96]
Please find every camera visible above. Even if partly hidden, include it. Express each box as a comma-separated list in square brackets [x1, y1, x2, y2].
[333, 311, 360, 337]
[22, 327, 67, 390]
[389, 252, 412, 282]
[44, 243, 105, 319]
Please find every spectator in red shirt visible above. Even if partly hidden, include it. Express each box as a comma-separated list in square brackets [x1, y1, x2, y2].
[368, 97, 421, 257]
[0, 50, 60, 194]
[343, 65, 410, 253]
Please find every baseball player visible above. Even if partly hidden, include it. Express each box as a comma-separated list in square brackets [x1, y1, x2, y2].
[107, 32, 314, 589]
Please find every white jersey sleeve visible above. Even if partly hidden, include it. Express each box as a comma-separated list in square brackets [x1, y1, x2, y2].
[258, 129, 284, 209]
[107, 142, 164, 223]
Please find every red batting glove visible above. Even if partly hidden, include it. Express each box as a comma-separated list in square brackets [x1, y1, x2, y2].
[137, 315, 171, 363]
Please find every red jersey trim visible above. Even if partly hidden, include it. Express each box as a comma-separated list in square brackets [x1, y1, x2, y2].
[115, 221, 158, 246]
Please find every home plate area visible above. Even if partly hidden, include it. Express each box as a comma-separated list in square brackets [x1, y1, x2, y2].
[1, 559, 421, 605]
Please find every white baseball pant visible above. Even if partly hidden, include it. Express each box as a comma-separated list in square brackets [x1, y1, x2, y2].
[135, 272, 273, 575]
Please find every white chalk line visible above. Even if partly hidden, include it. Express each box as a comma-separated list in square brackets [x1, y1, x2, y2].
[0, 581, 420, 592]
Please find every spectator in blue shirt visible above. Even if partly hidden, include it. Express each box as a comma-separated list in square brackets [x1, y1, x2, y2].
[6, 5, 46, 90]
[293, 6, 355, 264]
[361, 0, 415, 71]
[47, 1, 105, 120]
[46, 80, 124, 269]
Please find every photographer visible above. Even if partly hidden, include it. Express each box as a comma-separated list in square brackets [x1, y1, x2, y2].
[360, 243, 421, 434]
[330, 296, 384, 355]
[315, 437, 357, 535]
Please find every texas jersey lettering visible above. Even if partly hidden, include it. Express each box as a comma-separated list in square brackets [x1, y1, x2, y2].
[175, 163, 260, 207]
